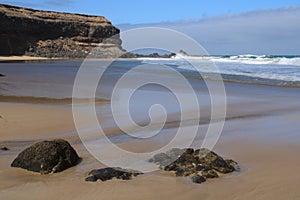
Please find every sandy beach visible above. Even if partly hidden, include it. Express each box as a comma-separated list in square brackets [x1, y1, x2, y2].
[1, 0, 300, 199]
[0, 56, 50, 62]
[1, 80, 300, 200]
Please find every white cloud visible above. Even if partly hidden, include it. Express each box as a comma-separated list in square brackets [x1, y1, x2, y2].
[119, 6, 300, 55]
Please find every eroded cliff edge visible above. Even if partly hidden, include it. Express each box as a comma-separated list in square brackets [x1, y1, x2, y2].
[0, 4, 125, 58]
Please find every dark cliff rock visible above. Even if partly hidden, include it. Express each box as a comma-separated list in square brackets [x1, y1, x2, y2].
[0, 4, 125, 58]
[11, 139, 80, 174]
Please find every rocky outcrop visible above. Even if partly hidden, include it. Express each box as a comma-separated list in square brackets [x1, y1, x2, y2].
[85, 167, 143, 182]
[120, 52, 176, 58]
[0, 4, 125, 58]
[150, 148, 239, 184]
[0, 147, 9, 151]
[11, 139, 80, 174]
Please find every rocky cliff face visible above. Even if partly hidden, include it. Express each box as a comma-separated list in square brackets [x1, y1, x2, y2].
[0, 4, 125, 58]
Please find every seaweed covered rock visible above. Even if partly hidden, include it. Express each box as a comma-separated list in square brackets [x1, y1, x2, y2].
[11, 139, 80, 174]
[85, 167, 143, 182]
[150, 148, 238, 184]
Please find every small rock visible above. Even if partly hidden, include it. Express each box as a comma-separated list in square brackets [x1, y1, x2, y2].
[0, 73, 5, 77]
[11, 139, 80, 174]
[85, 176, 98, 182]
[191, 175, 206, 184]
[185, 148, 194, 154]
[202, 170, 219, 178]
[226, 159, 240, 171]
[1, 147, 9, 151]
[175, 168, 185, 176]
[85, 167, 143, 182]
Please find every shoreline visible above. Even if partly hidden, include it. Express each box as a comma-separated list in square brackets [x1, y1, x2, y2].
[0, 56, 52, 62]
[0, 95, 109, 104]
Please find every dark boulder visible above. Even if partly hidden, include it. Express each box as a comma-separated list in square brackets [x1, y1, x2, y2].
[0, 73, 5, 77]
[1, 147, 9, 151]
[11, 139, 80, 174]
[85, 167, 143, 182]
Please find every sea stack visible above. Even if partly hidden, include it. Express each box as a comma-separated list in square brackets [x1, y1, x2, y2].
[0, 4, 125, 58]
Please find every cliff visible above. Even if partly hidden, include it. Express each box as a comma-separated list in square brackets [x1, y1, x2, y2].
[0, 4, 125, 58]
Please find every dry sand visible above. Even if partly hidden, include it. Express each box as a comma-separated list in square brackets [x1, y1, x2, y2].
[1, 97, 300, 200]
[0, 56, 50, 62]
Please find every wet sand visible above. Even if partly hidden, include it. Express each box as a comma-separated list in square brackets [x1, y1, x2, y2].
[0, 95, 108, 104]
[0, 103, 76, 140]
[1, 82, 300, 199]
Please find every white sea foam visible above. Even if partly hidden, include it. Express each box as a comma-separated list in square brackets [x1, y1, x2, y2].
[276, 57, 300, 66]
[170, 54, 300, 66]
[139, 55, 300, 84]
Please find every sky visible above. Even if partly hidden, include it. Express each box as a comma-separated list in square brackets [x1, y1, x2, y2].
[1, 0, 300, 55]
[1, 0, 299, 24]
[119, 6, 300, 55]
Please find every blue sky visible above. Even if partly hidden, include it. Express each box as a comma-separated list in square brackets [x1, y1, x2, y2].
[1, 0, 300, 24]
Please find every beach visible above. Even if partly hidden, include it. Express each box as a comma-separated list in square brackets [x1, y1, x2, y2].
[1, 0, 300, 199]
[0, 56, 51, 62]
[1, 61, 300, 200]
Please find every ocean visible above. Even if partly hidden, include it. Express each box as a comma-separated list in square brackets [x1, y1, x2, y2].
[140, 55, 300, 87]
[0, 55, 300, 99]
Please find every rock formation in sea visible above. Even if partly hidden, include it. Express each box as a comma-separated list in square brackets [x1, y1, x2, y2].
[11, 139, 80, 174]
[0, 4, 125, 58]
